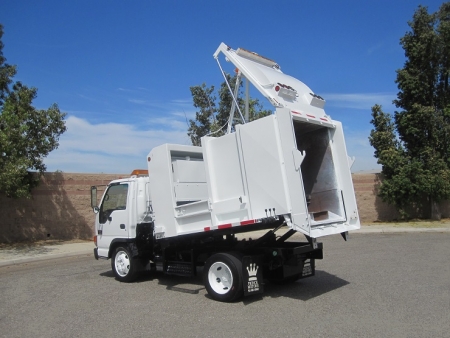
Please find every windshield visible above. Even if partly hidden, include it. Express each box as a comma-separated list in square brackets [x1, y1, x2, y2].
[99, 183, 129, 224]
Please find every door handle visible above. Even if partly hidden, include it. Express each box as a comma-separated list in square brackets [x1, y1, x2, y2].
[120, 224, 126, 229]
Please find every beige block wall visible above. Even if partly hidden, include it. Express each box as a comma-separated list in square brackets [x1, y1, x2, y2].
[352, 173, 450, 222]
[0, 172, 125, 243]
[352, 173, 400, 222]
[1, 172, 449, 243]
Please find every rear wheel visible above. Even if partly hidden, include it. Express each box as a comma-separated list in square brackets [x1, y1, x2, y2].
[203, 253, 243, 302]
[111, 246, 139, 282]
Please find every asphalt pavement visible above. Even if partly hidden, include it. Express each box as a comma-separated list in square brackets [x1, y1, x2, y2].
[2, 232, 449, 337]
[1, 223, 449, 267]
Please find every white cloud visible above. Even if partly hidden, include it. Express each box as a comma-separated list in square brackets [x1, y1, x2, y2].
[323, 92, 396, 110]
[45, 115, 192, 173]
[367, 42, 384, 55]
[172, 109, 197, 121]
[147, 116, 190, 130]
[171, 99, 192, 104]
[129, 99, 148, 105]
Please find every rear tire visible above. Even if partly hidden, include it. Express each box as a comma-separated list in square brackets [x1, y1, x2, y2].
[111, 246, 139, 282]
[203, 253, 243, 302]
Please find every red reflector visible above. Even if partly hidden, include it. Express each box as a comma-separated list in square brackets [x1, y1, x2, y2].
[204, 227, 211, 231]
[320, 118, 328, 121]
[292, 111, 301, 115]
[275, 85, 280, 92]
[240, 220, 255, 226]
[93, 235, 97, 246]
[218, 223, 232, 229]
[306, 114, 315, 118]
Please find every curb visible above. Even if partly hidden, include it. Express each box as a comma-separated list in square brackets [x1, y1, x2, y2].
[0, 249, 92, 268]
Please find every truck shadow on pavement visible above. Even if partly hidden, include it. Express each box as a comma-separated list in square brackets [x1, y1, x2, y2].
[259, 270, 349, 302]
[99, 269, 206, 294]
[99, 268, 349, 303]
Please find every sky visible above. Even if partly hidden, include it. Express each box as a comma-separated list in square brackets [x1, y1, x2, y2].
[1, 0, 445, 174]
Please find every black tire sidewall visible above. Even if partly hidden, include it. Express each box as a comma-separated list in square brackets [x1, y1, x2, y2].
[203, 253, 243, 302]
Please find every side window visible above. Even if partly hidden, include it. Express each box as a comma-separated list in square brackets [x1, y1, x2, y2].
[99, 183, 128, 224]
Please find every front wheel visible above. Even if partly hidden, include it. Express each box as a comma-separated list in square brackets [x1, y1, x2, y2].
[111, 246, 139, 282]
[203, 253, 243, 302]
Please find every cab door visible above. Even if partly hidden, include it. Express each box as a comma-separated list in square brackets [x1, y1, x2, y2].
[96, 182, 130, 258]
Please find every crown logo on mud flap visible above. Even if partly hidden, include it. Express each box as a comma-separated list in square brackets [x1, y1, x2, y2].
[246, 263, 258, 281]
[246, 262, 260, 293]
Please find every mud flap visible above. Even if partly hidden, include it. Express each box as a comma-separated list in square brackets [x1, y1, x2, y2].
[301, 259, 315, 278]
[242, 256, 264, 296]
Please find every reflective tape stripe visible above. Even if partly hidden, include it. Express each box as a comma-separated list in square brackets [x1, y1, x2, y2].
[205, 219, 259, 231]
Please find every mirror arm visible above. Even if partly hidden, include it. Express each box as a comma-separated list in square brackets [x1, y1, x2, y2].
[91, 186, 98, 211]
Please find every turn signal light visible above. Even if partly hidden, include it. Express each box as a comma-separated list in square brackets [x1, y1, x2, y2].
[93, 235, 97, 246]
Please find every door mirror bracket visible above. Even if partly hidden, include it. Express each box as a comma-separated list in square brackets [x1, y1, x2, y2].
[91, 186, 98, 212]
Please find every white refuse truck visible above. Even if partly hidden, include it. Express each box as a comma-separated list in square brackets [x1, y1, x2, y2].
[91, 43, 360, 302]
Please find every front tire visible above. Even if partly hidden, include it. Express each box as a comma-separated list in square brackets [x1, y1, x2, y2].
[111, 246, 139, 282]
[203, 253, 243, 302]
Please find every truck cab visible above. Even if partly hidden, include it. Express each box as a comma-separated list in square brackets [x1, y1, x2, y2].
[93, 171, 151, 260]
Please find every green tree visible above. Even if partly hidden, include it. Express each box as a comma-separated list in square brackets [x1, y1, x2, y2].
[369, 3, 450, 220]
[188, 73, 271, 146]
[0, 24, 67, 198]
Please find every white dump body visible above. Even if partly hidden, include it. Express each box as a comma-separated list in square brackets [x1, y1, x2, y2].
[147, 144, 211, 239]
[147, 112, 359, 239]
[146, 43, 360, 240]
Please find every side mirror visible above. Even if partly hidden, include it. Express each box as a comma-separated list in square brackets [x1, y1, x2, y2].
[91, 186, 98, 212]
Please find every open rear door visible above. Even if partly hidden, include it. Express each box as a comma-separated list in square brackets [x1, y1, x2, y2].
[276, 108, 360, 238]
[214, 43, 360, 238]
